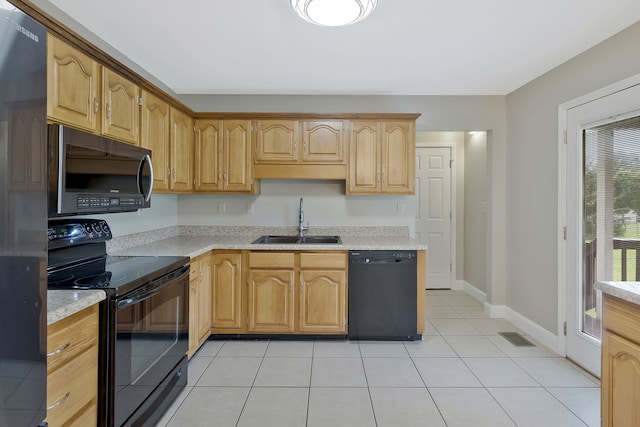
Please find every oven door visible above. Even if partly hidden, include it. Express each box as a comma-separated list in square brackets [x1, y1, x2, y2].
[111, 265, 189, 427]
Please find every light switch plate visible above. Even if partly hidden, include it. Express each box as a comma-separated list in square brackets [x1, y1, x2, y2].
[217, 202, 225, 214]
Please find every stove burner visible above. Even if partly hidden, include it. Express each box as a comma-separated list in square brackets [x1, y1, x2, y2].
[47, 272, 75, 287]
[74, 271, 112, 288]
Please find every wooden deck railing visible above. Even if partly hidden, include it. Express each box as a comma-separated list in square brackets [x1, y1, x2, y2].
[584, 238, 640, 310]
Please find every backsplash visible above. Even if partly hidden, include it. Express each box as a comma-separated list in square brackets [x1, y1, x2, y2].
[107, 225, 409, 253]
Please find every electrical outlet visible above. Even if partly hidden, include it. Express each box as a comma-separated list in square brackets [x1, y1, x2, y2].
[246, 202, 255, 214]
[397, 202, 405, 214]
[217, 202, 225, 214]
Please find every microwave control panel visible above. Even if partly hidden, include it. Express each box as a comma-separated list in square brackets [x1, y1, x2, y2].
[77, 196, 143, 210]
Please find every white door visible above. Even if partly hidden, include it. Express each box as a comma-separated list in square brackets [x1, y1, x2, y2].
[416, 147, 452, 289]
[565, 83, 640, 377]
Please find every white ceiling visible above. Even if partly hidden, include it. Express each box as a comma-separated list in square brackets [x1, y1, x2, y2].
[42, 0, 640, 96]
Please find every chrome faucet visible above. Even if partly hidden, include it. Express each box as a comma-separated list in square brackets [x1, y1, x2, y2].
[298, 197, 309, 237]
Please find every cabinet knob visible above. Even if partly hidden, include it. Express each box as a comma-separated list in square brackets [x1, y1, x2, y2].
[94, 98, 99, 114]
[106, 103, 112, 120]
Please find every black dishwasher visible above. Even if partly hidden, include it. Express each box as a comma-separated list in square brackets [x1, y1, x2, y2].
[348, 251, 420, 341]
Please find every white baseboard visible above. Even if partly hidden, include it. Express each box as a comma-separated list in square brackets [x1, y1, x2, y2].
[457, 282, 563, 355]
[503, 307, 563, 355]
[461, 280, 485, 304]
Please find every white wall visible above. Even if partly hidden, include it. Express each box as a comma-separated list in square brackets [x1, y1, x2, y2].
[178, 180, 416, 232]
[506, 21, 640, 333]
[464, 132, 487, 292]
[94, 194, 178, 237]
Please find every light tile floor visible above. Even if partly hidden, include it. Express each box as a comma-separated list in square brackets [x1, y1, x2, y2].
[155, 290, 600, 427]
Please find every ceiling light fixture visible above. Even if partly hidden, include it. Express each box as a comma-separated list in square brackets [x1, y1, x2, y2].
[291, 0, 377, 27]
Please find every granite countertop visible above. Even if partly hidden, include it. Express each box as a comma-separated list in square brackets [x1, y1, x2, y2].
[596, 281, 640, 305]
[112, 234, 428, 258]
[48, 289, 106, 325]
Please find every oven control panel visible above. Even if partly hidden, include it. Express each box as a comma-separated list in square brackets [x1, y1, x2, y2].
[48, 218, 112, 249]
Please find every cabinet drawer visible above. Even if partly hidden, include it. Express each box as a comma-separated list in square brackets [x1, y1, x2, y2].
[47, 304, 98, 373]
[249, 252, 295, 269]
[300, 252, 346, 269]
[46, 346, 98, 427]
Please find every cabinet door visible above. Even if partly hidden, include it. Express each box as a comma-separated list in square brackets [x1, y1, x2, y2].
[348, 121, 380, 194]
[140, 91, 170, 191]
[170, 108, 194, 192]
[197, 253, 212, 344]
[47, 34, 100, 132]
[195, 120, 222, 192]
[381, 121, 415, 194]
[299, 270, 346, 333]
[223, 120, 252, 192]
[602, 331, 640, 426]
[301, 120, 345, 163]
[102, 68, 140, 145]
[187, 260, 199, 358]
[254, 120, 298, 163]
[248, 269, 295, 333]
[211, 253, 244, 330]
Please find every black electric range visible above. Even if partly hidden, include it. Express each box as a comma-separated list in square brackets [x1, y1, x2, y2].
[47, 218, 190, 427]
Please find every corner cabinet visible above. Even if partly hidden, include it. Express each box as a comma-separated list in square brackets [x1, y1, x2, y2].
[601, 294, 640, 426]
[347, 120, 415, 195]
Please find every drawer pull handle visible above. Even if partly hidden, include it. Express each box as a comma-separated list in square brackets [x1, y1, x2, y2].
[47, 342, 70, 357]
[47, 392, 70, 410]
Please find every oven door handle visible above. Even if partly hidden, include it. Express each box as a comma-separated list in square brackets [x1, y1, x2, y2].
[117, 265, 189, 310]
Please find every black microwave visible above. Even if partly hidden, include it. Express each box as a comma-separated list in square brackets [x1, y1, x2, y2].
[48, 124, 154, 217]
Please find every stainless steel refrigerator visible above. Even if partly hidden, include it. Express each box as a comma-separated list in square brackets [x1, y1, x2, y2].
[0, 1, 48, 426]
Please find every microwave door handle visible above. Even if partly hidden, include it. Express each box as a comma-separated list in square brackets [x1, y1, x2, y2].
[138, 154, 154, 202]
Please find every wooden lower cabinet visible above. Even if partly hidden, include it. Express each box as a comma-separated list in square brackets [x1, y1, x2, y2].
[46, 304, 99, 427]
[601, 294, 640, 426]
[211, 252, 244, 332]
[188, 252, 212, 358]
[246, 251, 347, 335]
[299, 253, 347, 333]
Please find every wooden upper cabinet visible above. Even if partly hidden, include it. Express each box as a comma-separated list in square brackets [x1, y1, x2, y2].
[170, 107, 194, 192]
[195, 120, 222, 192]
[47, 34, 100, 132]
[381, 121, 415, 194]
[222, 120, 253, 192]
[195, 119, 253, 193]
[255, 120, 298, 163]
[140, 90, 170, 192]
[348, 121, 380, 193]
[254, 119, 345, 164]
[301, 120, 345, 163]
[102, 68, 140, 145]
[348, 120, 415, 195]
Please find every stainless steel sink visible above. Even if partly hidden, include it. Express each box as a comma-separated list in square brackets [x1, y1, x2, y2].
[252, 235, 342, 245]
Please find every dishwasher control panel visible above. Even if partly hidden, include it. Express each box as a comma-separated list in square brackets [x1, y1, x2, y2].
[349, 250, 416, 263]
